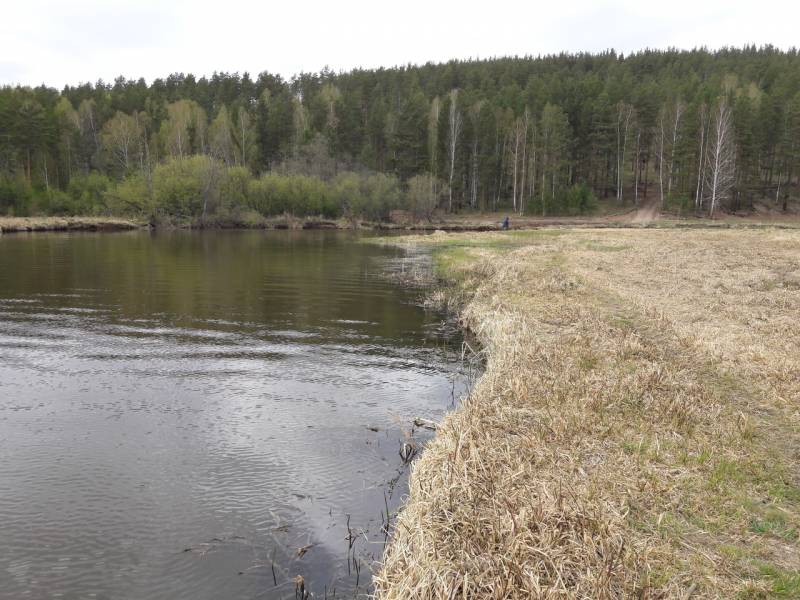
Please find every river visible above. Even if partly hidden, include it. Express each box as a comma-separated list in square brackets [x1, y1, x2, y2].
[0, 230, 467, 599]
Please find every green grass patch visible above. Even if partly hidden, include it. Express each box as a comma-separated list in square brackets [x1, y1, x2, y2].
[580, 239, 633, 252]
[750, 514, 799, 541]
[756, 564, 800, 598]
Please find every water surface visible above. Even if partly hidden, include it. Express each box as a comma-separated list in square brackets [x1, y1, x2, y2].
[0, 230, 465, 599]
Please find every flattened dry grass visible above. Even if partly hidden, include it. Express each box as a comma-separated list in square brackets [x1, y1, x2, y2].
[375, 228, 800, 599]
[0, 215, 140, 233]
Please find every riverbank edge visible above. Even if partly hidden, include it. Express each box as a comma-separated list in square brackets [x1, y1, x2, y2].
[0, 216, 144, 234]
[371, 229, 800, 598]
[3, 213, 800, 235]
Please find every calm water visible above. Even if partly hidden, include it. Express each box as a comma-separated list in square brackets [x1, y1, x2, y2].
[0, 230, 466, 599]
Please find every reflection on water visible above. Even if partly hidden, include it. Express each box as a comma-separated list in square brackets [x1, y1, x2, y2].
[0, 230, 466, 599]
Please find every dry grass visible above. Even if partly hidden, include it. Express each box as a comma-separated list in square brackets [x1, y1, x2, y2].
[0, 215, 140, 233]
[375, 228, 800, 599]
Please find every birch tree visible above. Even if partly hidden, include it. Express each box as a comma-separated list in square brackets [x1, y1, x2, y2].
[526, 119, 537, 212]
[703, 98, 736, 218]
[319, 83, 342, 150]
[292, 95, 309, 155]
[209, 105, 235, 166]
[78, 98, 100, 170]
[633, 128, 642, 206]
[467, 100, 484, 209]
[510, 116, 525, 213]
[101, 111, 141, 174]
[694, 103, 709, 211]
[54, 97, 79, 181]
[615, 102, 634, 202]
[234, 105, 255, 167]
[446, 89, 462, 212]
[160, 100, 207, 159]
[667, 100, 685, 200]
[428, 96, 441, 203]
[657, 99, 685, 208]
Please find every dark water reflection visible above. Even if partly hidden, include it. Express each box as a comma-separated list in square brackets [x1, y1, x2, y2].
[0, 230, 467, 599]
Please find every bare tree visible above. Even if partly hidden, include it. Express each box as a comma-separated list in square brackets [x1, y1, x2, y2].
[428, 96, 441, 205]
[657, 99, 685, 208]
[235, 106, 254, 167]
[467, 100, 484, 209]
[209, 105, 235, 166]
[428, 96, 440, 175]
[703, 98, 736, 218]
[161, 100, 207, 159]
[493, 108, 513, 211]
[517, 108, 529, 215]
[667, 100, 685, 200]
[407, 173, 440, 220]
[292, 95, 308, 155]
[510, 116, 524, 213]
[615, 102, 634, 203]
[134, 112, 154, 195]
[101, 111, 142, 173]
[633, 128, 641, 206]
[446, 89, 462, 212]
[78, 98, 100, 170]
[526, 121, 537, 213]
[694, 103, 709, 211]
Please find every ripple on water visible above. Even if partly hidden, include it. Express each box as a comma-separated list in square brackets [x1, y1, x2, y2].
[0, 231, 469, 599]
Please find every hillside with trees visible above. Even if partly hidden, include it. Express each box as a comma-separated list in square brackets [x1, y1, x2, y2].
[1, 46, 799, 223]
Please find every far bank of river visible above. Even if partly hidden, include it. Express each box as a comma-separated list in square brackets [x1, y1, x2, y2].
[4, 210, 799, 236]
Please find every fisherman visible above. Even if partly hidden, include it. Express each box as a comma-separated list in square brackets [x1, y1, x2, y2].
[502, 215, 510, 230]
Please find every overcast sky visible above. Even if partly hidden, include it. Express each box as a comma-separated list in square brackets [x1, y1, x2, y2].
[2, 0, 798, 88]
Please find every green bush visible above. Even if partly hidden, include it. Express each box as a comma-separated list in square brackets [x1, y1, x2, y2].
[664, 193, 692, 214]
[40, 189, 73, 215]
[565, 183, 597, 215]
[66, 173, 112, 215]
[105, 174, 152, 216]
[248, 173, 334, 218]
[0, 176, 32, 216]
[151, 156, 224, 218]
[218, 166, 250, 215]
[332, 171, 403, 221]
[526, 182, 597, 216]
[1, 154, 408, 223]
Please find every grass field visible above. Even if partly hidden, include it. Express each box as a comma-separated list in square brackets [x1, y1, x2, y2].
[375, 228, 800, 598]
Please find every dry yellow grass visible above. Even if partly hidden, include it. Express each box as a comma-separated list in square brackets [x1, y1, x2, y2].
[0, 216, 140, 233]
[375, 228, 800, 599]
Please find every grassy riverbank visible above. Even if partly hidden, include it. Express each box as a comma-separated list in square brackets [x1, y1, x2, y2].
[0, 216, 142, 233]
[375, 228, 800, 598]
[4, 209, 800, 236]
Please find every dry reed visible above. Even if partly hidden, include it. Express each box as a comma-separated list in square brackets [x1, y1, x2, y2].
[375, 228, 800, 599]
[0, 215, 139, 233]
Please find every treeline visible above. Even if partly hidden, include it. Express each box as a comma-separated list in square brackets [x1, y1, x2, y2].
[1, 46, 799, 220]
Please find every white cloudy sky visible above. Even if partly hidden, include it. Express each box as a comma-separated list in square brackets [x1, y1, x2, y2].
[1, 0, 798, 88]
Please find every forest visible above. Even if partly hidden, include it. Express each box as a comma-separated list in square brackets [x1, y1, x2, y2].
[1, 46, 799, 223]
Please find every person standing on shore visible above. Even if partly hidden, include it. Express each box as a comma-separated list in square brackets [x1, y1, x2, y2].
[502, 216, 510, 230]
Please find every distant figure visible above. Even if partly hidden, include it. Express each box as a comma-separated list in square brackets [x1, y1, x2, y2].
[502, 216, 510, 230]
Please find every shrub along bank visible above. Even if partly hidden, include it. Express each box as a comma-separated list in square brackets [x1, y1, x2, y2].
[0, 156, 445, 227]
